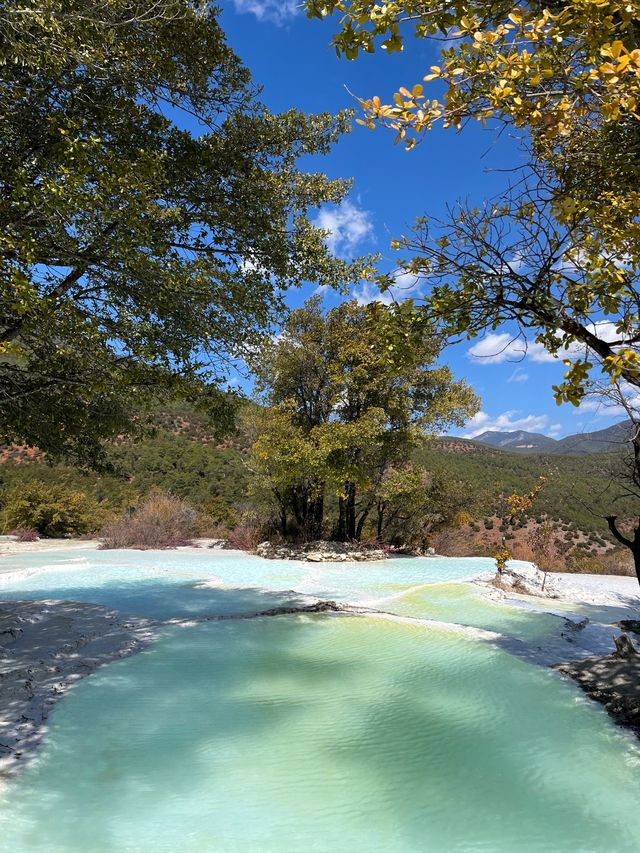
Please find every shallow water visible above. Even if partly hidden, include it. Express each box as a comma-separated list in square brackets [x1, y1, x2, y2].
[0, 549, 496, 619]
[1, 549, 640, 852]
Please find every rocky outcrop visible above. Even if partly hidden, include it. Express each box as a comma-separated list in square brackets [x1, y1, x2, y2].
[253, 600, 344, 617]
[555, 634, 640, 737]
[255, 540, 388, 562]
[491, 566, 559, 598]
[0, 600, 154, 778]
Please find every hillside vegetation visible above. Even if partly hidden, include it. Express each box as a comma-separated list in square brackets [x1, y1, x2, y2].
[419, 439, 637, 536]
[0, 407, 636, 574]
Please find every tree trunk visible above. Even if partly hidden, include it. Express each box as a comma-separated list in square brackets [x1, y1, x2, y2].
[273, 488, 288, 538]
[633, 547, 640, 590]
[355, 505, 370, 540]
[606, 515, 640, 588]
[290, 488, 304, 529]
[345, 482, 356, 541]
[309, 494, 324, 541]
[334, 498, 347, 542]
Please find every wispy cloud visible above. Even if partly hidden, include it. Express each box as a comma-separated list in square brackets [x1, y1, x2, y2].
[232, 0, 300, 25]
[314, 200, 374, 258]
[463, 409, 552, 438]
[572, 381, 640, 420]
[507, 368, 529, 383]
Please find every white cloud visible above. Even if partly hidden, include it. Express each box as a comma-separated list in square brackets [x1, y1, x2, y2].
[352, 267, 422, 306]
[573, 398, 615, 416]
[591, 321, 621, 342]
[353, 282, 395, 306]
[507, 368, 529, 383]
[232, 0, 300, 24]
[314, 200, 374, 258]
[467, 323, 628, 366]
[391, 268, 422, 294]
[572, 381, 640, 420]
[467, 333, 559, 364]
[463, 410, 552, 438]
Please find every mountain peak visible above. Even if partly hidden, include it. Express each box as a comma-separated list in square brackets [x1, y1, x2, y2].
[471, 420, 632, 455]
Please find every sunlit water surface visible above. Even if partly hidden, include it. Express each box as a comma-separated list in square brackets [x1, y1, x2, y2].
[1, 548, 639, 852]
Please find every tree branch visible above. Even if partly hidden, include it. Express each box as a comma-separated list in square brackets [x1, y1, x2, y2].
[605, 515, 633, 549]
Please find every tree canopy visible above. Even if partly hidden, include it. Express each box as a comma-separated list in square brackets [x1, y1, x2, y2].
[0, 0, 364, 465]
[247, 297, 478, 540]
[307, 0, 640, 402]
[309, 0, 640, 576]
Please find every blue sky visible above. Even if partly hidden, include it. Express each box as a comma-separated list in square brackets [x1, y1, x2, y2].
[216, 1, 624, 439]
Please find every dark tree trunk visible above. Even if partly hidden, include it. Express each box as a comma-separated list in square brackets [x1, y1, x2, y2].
[290, 488, 304, 529]
[606, 515, 640, 588]
[272, 489, 288, 538]
[345, 482, 356, 541]
[334, 498, 347, 542]
[355, 505, 370, 540]
[376, 504, 384, 540]
[633, 547, 640, 590]
[308, 494, 324, 541]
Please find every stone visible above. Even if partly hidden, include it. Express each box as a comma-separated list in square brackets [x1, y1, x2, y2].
[253, 539, 389, 562]
[614, 633, 638, 659]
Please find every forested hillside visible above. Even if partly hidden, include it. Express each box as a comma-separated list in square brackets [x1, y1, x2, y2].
[0, 402, 636, 575]
[419, 439, 637, 535]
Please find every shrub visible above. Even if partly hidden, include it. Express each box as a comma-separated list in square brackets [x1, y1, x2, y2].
[430, 525, 475, 557]
[10, 527, 39, 542]
[225, 525, 259, 552]
[1, 481, 103, 537]
[565, 554, 605, 574]
[358, 533, 393, 554]
[597, 548, 635, 577]
[100, 493, 200, 550]
[511, 541, 536, 564]
[197, 495, 239, 534]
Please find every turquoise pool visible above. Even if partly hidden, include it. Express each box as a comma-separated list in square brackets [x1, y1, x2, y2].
[1, 548, 639, 852]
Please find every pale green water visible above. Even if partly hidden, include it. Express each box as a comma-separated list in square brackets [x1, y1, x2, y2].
[1, 549, 640, 852]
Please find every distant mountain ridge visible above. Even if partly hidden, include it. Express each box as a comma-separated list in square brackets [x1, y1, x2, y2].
[472, 420, 633, 455]
[472, 429, 557, 453]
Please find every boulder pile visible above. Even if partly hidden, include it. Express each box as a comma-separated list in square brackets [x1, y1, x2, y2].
[255, 540, 388, 562]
